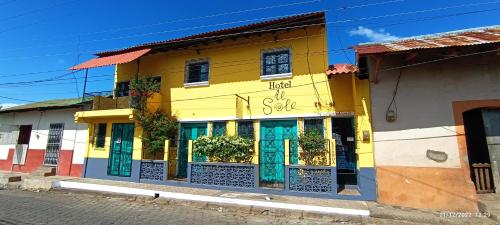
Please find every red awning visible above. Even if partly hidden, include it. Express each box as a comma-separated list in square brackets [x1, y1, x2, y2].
[70, 49, 151, 70]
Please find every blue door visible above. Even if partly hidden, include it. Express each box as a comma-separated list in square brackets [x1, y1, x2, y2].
[177, 123, 207, 179]
[260, 120, 297, 188]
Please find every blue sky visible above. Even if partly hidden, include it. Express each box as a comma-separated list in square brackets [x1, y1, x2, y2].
[0, 0, 499, 107]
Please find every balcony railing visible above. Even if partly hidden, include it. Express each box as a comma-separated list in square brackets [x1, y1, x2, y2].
[83, 91, 131, 110]
[83, 91, 162, 111]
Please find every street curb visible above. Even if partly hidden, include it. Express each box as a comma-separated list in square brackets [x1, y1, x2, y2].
[53, 180, 370, 219]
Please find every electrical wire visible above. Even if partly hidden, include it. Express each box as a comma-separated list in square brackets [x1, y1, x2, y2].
[1, 47, 498, 104]
[0, 0, 322, 43]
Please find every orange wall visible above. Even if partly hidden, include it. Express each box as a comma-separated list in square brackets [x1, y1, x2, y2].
[377, 166, 478, 212]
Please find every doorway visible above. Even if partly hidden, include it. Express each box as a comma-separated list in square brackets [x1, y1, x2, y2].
[177, 123, 207, 179]
[107, 123, 135, 177]
[43, 123, 64, 166]
[259, 120, 297, 188]
[463, 108, 500, 193]
[332, 117, 358, 190]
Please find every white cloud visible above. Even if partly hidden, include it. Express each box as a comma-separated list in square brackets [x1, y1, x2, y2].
[349, 26, 399, 42]
[0, 103, 19, 109]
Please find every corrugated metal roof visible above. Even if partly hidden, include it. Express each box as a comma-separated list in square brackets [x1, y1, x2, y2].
[326, 64, 358, 75]
[0, 98, 86, 113]
[70, 49, 151, 70]
[354, 25, 500, 55]
[95, 11, 325, 57]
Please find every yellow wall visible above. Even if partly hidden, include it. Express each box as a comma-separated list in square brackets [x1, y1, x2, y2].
[81, 24, 374, 169]
[84, 118, 143, 161]
[116, 26, 334, 120]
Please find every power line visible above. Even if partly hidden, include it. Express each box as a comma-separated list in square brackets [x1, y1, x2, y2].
[0, 0, 76, 22]
[3, 0, 499, 55]
[336, 0, 406, 11]
[0, 0, 323, 46]
[0, 48, 497, 105]
[332, 0, 500, 24]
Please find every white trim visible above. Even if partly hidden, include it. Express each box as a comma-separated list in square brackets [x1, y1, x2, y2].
[56, 181, 370, 216]
[177, 112, 355, 122]
[261, 47, 292, 77]
[260, 73, 292, 80]
[185, 58, 210, 86]
[184, 81, 209, 88]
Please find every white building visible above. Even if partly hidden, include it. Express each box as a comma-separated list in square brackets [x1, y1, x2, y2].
[0, 98, 90, 176]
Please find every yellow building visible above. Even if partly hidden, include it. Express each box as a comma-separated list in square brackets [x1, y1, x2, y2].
[73, 12, 376, 200]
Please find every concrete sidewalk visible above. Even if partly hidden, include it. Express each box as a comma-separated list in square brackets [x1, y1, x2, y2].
[0, 170, 496, 225]
[54, 177, 370, 218]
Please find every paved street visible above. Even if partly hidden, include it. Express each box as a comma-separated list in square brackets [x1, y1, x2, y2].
[0, 189, 429, 225]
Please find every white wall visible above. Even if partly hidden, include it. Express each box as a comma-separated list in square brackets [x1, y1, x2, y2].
[0, 108, 87, 164]
[370, 52, 500, 168]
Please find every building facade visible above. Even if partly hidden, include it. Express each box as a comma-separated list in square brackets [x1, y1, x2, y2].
[74, 12, 376, 200]
[0, 98, 89, 176]
[354, 26, 500, 211]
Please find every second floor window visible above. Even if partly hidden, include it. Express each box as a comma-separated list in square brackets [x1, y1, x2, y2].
[186, 61, 209, 84]
[262, 49, 291, 76]
[115, 81, 130, 97]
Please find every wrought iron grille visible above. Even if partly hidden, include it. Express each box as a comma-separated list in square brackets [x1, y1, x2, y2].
[44, 123, 64, 166]
[190, 163, 257, 188]
[212, 122, 226, 136]
[237, 121, 254, 139]
[140, 161, 165, 181]
[288, 166, 333, 193]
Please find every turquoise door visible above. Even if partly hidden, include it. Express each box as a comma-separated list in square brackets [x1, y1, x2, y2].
[177, 123, 207, 178]
[260, 120, 298, 187]
[107, 123, 135, 177]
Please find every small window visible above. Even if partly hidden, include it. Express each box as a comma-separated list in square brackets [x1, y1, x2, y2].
[212, 122, 226, 136]
[185, 61, 209, 84]
[262, 49, 291, 76]
[237, 121, 254, 139]
[94, 123, 107, 148]
[115, 81, 130, 97]
[304, 118, 324, 135]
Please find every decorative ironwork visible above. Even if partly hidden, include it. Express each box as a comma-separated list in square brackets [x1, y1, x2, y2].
[44, 123, 64, 165]
[288, 166, 333, 193]
[190, 163, 256, 188]
[237, 121, 254, 139]
[140, 161, 165, 181]
[212, 122, 226, 136]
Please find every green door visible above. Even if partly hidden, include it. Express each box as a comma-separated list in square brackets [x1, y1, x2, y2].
[260, 120, 297, 187]
[108, 123, 135, 177]
[177, 123, 207, 178]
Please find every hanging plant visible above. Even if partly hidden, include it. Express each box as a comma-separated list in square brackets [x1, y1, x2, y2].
[130, 76, 177, 159]
[129, 76, 160, 110]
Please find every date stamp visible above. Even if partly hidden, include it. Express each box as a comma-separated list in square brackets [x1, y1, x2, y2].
[439, 211, 491, 218]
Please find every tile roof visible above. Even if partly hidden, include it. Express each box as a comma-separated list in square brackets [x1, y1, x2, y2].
[0, 98, 87, 113]
[95, 11, 325, 57]
[354, 25, 500, 55]
[326, 64, 358, 75]
[70, 49, 150, 70]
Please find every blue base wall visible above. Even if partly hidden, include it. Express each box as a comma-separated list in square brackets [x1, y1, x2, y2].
[81, 158, 377, 201]
[82, 157, 141, 183]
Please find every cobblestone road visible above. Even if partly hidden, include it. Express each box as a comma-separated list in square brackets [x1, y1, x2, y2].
[0, 189, 425, 225]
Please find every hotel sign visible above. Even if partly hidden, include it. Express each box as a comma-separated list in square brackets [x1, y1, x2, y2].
[263, 81, 297, 115]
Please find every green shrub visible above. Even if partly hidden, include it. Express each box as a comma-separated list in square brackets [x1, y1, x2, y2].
[135, 110, 178, 159]
[194, 136, 254, 163]
[298, 129, 327, 165]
